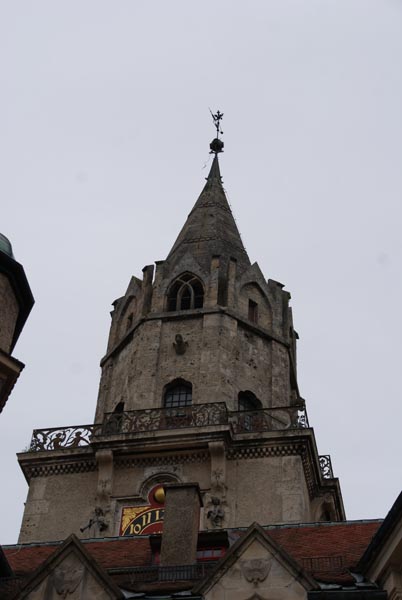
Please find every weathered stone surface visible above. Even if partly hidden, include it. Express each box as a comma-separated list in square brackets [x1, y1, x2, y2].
[160, 483, 202, 566]
[197, 524, 315, 600]
[0, 273, 18, 353]
[19, 471, 98, 543]
[18, 536, 122, 599]
[18, 153, 345, 545]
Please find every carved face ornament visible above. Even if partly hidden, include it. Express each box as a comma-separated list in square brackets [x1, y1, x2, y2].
[53, 565, 84, 598]
[241, 558, 272, 586]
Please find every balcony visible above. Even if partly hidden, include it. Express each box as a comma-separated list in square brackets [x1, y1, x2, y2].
[118, 562, 215, 583]
[25, 403, 334, 479]
[28, 403, 309, 450]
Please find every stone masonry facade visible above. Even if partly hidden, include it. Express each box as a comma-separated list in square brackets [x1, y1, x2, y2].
[18, 155, 344, 545]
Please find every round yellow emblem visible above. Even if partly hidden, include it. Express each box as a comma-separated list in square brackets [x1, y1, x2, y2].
[153, 486, 165, 504]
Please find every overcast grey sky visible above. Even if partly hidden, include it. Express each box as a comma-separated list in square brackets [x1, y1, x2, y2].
[1, 1, 402, 543]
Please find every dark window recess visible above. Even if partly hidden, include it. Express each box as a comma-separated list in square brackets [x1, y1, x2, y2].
[167, 273, 204, 311]
[164, 381, 192, 408]
[153, 546, 225, 564]
[196, 547, 226, 561]
[126, 313, 133, 330]
[248, 299, 258, 323]
[104, 401, 125, 435]
[238, 391, 261, 411]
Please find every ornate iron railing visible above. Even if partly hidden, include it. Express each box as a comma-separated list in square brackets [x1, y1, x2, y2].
[123, 562, 215, 582]
[319, 454, 334, 479]
[28, 403, 311, 452]
[229, 404, 309, 433]
[29, 424, 100, 451]
[101, 402, 228, 435]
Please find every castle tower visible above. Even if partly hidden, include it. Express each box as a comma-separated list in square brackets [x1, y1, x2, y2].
[18, 132, 344, 544]
[0, 233, 34, 414]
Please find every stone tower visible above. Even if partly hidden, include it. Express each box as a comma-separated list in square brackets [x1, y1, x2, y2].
[0, 233, 34, 414]
[18, 137, 344, 544]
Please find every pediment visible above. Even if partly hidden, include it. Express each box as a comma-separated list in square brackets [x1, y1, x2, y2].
[238, 263, 272, 301]
[124, 275, 143, 297]
[160, 252, 209, 292]
[17, 534, 123, 599]
[195, 522, 316, 598]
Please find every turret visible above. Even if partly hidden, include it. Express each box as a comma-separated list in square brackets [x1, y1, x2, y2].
[18, 118, 344, 546]
[94, 143, 301, 421]
[0, 233, 34, 413]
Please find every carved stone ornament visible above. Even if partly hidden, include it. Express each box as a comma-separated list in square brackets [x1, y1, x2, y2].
[80, 506, 109, 534]
[206, 496, 225, 528]
[53, 564, 84, 597]
[241, 558, 272, 586]
[173, 334, 188, 355]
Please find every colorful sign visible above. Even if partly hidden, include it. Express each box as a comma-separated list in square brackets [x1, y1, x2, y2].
[120, 485, 165, 536]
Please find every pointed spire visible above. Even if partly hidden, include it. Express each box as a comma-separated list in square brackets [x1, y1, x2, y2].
[206, 153, 221, 183]
[166, 153, 250, 274]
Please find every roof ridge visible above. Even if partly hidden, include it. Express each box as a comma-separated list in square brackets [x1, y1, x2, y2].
[3, 519, 383, 550]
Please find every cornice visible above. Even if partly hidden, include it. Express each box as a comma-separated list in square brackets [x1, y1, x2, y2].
[22, 459, 97, 480]
[18, 428, 344, 519]
[100, 306, 289, 366]
[226, 442, 304, 461]
[115, 450, 209, 469]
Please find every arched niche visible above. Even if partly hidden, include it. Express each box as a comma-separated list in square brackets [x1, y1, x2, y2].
[239, 282, 272, 329]
[238, 390, 262, 411]
[163, 378, 193, 408]
[166, 273, 204, 311]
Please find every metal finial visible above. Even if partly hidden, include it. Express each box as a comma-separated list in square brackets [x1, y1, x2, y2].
[209, 109, 224, 154]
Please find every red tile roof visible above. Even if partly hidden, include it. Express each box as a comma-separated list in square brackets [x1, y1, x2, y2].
[3, 520, 381, 587]
[269, 521, 380, 568]
[268, 520, 381, 584]
[4, 537, 151, 576]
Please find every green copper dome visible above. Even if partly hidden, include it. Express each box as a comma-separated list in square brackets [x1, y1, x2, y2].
[0, 233, 14, 259]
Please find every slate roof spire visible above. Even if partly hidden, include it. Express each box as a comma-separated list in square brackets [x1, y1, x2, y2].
[166, 113, 250, 274]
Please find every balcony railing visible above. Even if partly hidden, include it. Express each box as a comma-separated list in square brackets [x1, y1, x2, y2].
[27, 404, 334, 479]
[319, 454, 334, 479]
[29, 424, 101, 451]
[29, 403, 309, 452]
[101, 402, 228, 436]
[229, 405, 309, 433]
[121, 562, 215, 583]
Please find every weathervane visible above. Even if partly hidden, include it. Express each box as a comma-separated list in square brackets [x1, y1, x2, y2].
[209, 109, 224, 154]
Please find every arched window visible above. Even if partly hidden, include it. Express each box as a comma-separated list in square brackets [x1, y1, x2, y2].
[164, 379, 192, 408]
[103, 401, 125, 435]
[238, 391, 261, 411]
[167, 273, 204, 311]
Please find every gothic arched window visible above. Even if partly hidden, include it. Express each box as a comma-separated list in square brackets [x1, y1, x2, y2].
[167, 273, 204, 311]
[164, 379, 192, 408]
[238, 390, 261, 411]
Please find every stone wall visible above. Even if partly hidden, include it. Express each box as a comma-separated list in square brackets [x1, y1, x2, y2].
[0, 273, 18, 353]
[204, 535, 310, 600]
[96, 311, 283, 418]
[19, 441, 318, 543]
[226, 455, 310, 526]
[19, 470, 98, 543]
[95, 252, 297, 421]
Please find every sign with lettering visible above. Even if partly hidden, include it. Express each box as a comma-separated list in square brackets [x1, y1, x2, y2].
[120, 485, 165, 536]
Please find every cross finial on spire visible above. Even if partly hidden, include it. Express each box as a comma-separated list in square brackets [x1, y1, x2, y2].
[209, 109, 224, 154]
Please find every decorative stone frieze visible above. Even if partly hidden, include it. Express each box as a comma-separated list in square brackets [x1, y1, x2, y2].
[115, 452, 209, 469]
[24, 460, 97, 479]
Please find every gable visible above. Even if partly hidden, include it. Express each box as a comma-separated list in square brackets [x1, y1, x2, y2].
[197, 524, 316, 600]
[17, 536, 123, 600]
[205, 537, 309, 600]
